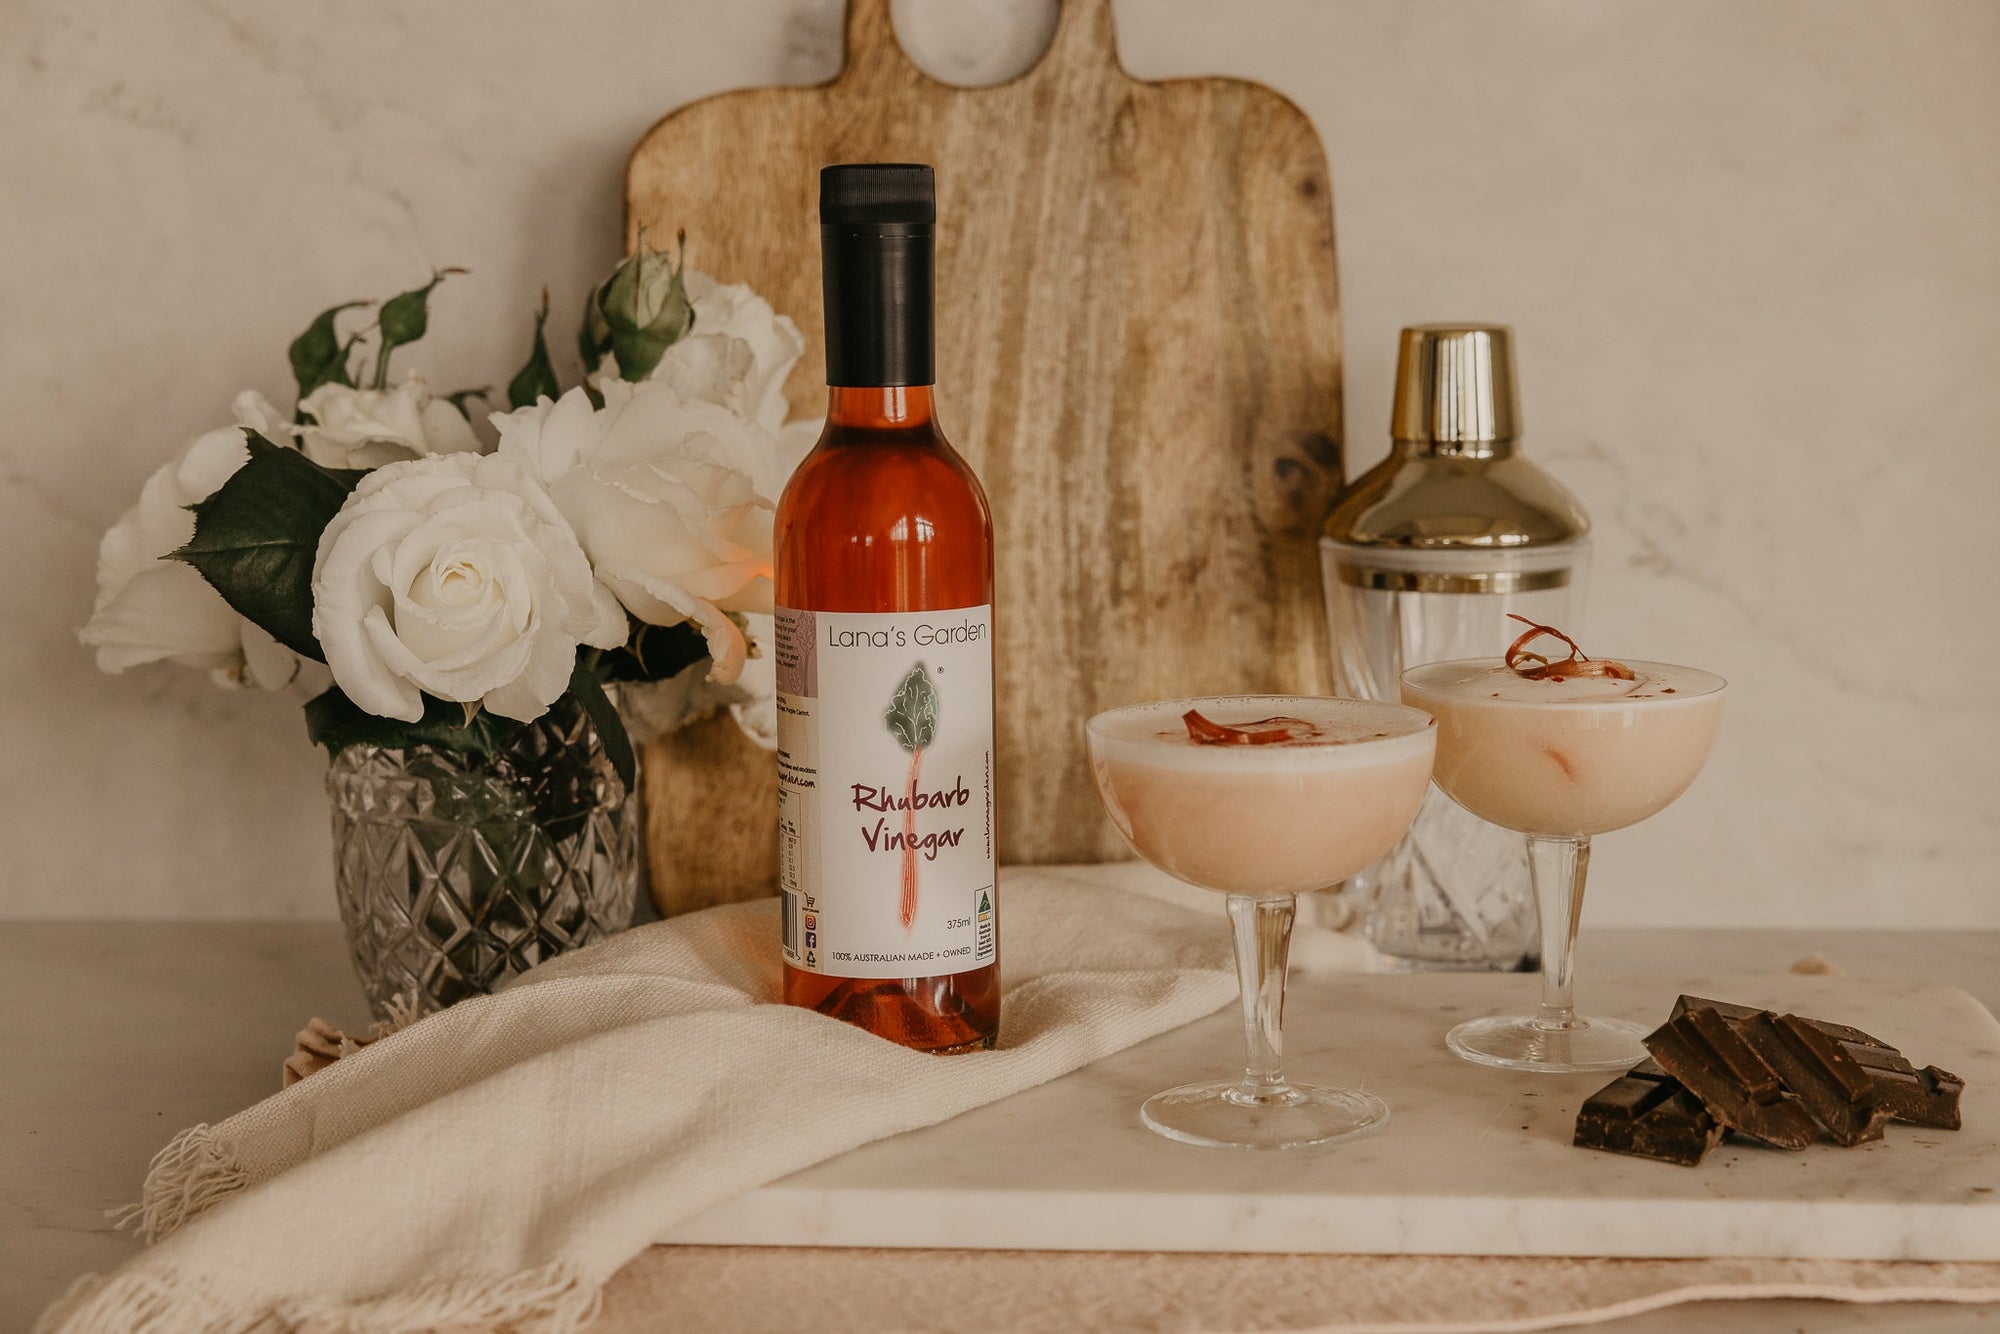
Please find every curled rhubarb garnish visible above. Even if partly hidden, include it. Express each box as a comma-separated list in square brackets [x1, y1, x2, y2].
[1504, 614, 1637, 681]
[1182, 709, 1318, 746]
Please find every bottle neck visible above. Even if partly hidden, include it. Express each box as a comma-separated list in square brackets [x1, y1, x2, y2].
[821, 224, 934, 388]
[826, 385, 936, 431]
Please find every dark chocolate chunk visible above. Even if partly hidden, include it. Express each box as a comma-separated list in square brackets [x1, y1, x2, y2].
[1574, 1058, 1726, 1166]
[1644, 1007, 1821, 1150]
[1836, 1040, 1964, 1131]
[1671, 995, 1761, 1025]
[1673, 995, 1963, 1131]
[1738, 1011, 1890, 1146]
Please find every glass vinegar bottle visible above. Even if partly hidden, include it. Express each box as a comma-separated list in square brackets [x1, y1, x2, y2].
[774, 164, 1000, 1052]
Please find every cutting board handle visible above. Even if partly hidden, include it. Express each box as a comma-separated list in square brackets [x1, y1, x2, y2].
[841, 0, 1123, 88]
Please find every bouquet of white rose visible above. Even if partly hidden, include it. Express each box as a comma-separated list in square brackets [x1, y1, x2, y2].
[80, 238, 817, 1013]
[83, 238, 816, 775]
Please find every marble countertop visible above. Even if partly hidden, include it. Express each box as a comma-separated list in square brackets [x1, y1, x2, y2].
[5, 923, 1997, 1330]
[669, 969, 2000, 1260]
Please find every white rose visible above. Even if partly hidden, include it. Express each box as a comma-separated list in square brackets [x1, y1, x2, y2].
[80, 391, 323, 692]
[310, 453, 626, 723]
[596, 269, 805, 436]
[297, 372, 480, 470]
[620, 611, 779, 750]
[671, 271, 806, 433]
[493, 381, 808, 684]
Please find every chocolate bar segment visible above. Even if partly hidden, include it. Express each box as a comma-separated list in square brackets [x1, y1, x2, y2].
[1644, 1007, 1821, 1150]
[1670, 995, 1760, 1025]
[1738, 1012, 1890, 1146]
[1673, 995, 1963, 1131]
[1838, 1041, 1964, 1131]
[1574, 1058, 1726, 1166]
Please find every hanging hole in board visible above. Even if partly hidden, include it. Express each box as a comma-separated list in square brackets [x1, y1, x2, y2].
[889, 0, 1061, 88]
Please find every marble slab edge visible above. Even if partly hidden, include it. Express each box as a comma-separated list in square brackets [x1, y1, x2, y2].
[664, 1187, 2000, 1261]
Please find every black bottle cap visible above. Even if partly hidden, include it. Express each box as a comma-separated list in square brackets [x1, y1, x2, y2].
[820, 163, 935, 387]
[821, 163, 936, 229]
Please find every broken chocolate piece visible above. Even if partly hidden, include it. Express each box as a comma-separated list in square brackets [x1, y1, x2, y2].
[1836, 1039, 1964, 1131]
[1574, 1058, 1726, 1166]
[1644, 1007, 1821, 1150]
[1670, 995, 1760, 1025]
[1673, 995, 1964, 1131]
[1738, 1011, 1890, 1146]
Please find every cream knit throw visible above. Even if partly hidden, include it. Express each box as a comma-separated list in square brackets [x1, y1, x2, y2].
[41, 866, 1247, 1334]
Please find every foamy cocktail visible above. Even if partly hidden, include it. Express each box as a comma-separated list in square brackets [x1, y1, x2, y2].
[1401, 622, 1725, 1073]
[1088, 696, 1435, 1149]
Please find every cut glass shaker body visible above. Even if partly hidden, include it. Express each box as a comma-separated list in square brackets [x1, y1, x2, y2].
[1321, 325, 1590, 970]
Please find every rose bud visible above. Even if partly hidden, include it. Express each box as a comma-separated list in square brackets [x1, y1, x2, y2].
[579, 231, 695, 383]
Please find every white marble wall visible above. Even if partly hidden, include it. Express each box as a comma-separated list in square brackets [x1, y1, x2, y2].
[3, 0, 1994, 923]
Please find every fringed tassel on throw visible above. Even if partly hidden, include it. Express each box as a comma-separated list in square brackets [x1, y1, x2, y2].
[291, 1262, 604, 1334]
[38, 1261, 601, 1334]
[34, 1271, 235, 1334]
[107, 1123, 247, 1243]
[110, 993, 426, 1241]
[371, 990, 424, 1036]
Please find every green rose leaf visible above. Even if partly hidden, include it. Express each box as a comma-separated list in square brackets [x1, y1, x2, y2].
[568, 659, 636, 796]
[596, 619, 708, 684]
[507, 289, 560, 409]
[289, 300, 368, 403]
[884, 662, 939, 753]
[304, 685, 520, 759]
[171, 433, 362, 661]
[371, 266, 468, 389]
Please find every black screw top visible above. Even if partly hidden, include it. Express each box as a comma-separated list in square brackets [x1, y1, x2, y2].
[820, 163, 936, 387]
[820, 163, 936, 229]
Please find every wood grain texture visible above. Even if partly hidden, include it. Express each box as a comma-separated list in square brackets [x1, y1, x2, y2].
[631, 0, 1343, 914]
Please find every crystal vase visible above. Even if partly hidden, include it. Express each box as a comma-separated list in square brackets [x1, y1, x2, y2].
[327, 701, 639, 1020]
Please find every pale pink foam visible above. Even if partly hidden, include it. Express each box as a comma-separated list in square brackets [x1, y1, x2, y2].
[1088, 697, 1436, 895]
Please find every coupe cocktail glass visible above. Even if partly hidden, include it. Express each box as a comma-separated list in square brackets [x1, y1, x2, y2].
[1400, 658, 1726, 1073]
[1087, 696, 1436, 1149]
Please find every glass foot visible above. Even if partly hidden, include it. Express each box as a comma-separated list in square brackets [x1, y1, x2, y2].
[1446, 1014, 1649, 1073]
[1140, 1079, 1389, 1150]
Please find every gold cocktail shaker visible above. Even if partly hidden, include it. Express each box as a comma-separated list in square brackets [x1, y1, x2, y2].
[1322, 325, 1590, 970]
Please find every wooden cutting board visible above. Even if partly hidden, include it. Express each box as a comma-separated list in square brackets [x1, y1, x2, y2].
[628, 0, 1344, 911]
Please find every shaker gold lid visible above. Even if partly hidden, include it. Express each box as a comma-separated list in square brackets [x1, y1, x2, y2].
[1390, 324, 1520, 450]
[1322, 454, 1590, 551]
[1323, 322, 1588, 558]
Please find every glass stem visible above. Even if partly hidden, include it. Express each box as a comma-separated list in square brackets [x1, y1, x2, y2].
[1227, 893, 1295, 1099]
[1528, 834, 1590, 1031]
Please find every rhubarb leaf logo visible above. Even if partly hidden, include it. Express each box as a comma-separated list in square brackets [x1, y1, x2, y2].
[884, 662, 938, 752]
[885, 663, 938, 929]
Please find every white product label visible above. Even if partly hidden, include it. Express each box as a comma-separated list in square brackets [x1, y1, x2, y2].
[776, 605, 997, 979]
